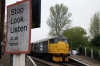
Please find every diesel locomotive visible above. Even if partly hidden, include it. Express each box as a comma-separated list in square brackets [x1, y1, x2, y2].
[31, 35, 70, 62]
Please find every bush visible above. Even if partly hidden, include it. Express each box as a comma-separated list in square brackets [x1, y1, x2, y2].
[93, 49, 100, 60]
[82, 47, 85, 55]
[86, 47, 91, 57]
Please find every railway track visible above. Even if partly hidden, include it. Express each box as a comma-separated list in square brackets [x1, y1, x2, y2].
[60, 60, 86, 66]
[29, 55, 87, 66]
[30, 56, 62, 66]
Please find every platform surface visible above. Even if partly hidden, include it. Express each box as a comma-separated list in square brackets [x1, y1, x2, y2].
[70, 55, 100, 66]
[0, 54, 34, 66]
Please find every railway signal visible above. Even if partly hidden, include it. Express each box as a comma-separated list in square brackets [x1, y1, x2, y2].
[31, 0, 41, 28]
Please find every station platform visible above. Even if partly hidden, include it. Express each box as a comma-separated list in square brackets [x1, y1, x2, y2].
[70, 55, 100, 66]
[0, 54, 34, 66]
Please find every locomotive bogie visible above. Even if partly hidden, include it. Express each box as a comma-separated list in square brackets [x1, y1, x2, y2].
[53, 56, 69, 62]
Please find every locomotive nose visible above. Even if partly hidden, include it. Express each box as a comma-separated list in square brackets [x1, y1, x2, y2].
[55, 42, 68, 53]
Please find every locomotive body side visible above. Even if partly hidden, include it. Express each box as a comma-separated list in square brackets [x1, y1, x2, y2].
[31, 39, 49, 58]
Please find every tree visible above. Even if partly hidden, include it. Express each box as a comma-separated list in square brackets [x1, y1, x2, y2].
[91, 35, 100, 46]
[47, 4, 72, 36]
[63, 26, 88, 49]
[89, 12, 100, 39]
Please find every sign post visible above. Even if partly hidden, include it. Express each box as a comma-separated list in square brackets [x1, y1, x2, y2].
[13, 54, 25, 66]
[5, 0, 32, 66]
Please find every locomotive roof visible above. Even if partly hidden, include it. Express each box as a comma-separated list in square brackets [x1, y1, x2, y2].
[33, 35, 67, 43]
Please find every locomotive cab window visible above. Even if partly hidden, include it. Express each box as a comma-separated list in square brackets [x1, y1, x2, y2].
[64, 39, 68, 44]
[58, 39, 68, 44]
[49, 39, 58, 44]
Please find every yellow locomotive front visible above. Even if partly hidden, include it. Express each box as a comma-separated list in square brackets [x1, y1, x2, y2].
[48, 36, 70, 62]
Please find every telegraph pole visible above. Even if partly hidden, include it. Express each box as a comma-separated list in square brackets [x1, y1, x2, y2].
[0, 0, 5, 59]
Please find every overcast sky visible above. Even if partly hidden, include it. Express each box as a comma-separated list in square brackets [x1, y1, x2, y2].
[6, 0, 100, 42]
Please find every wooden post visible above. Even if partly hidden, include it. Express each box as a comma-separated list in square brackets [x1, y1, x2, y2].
[91, 48, 93, 58]
[85, 47, 87, 56]
[13, 54, 25, 66]
[0, 0, 5, 41]
[0, 0, 5, 59]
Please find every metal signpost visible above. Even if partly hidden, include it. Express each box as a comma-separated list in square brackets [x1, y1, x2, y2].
[5, 0, 32, 66]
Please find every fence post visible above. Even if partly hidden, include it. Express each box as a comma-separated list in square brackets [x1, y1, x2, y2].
[91, 48, 93, 58]
[76, 48, 78, 55]
[85, 47, 87, 56]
